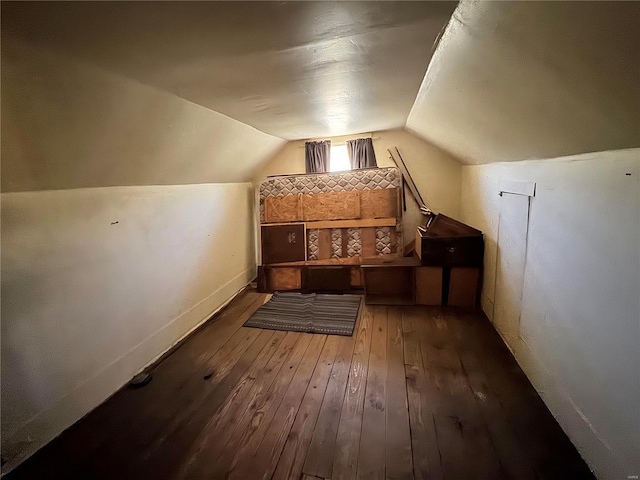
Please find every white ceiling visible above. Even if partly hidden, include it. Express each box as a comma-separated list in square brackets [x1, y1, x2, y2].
[2, 1, 457, 141]
[407, 1, 640, 163]
[3, 1, 637, 166]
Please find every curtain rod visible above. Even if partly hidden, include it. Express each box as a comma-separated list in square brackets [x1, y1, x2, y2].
[298, 136, 381, 147]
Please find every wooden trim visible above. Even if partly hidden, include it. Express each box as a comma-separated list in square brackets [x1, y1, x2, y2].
[306, 217, 396, 229]
[297, 193, 304, 219]
[267, 254, 400, 267]
[361, 227, 377, 257]
[389, 227, 397, 254]
[341, 228, 349, 258]
[318, 229, 333, 260]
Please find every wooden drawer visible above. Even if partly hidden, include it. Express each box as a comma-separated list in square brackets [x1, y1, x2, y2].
[416, 231, 484, 267]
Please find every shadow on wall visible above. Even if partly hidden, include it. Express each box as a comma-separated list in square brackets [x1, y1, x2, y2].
[0, 183, 257, 470]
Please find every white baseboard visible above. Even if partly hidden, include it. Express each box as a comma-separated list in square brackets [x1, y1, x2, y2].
[1, 266, 255, 476]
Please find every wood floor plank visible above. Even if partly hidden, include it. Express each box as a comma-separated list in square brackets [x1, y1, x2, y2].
[456, 330, 536, 479]
[272, 335, 344, 480]
[458, 310, 595, 480]
[64, 291, 267, 462]
[426, 310, 503, 480]
[401, 307, 443, 480]
[331, 306, 374, 480]
[129, 325, 271, 461]
[385, 308, 413, 480]
[7, 291, 595, 480]
[174, 329, 292, 478]
[302, 330, 357, 479]
[184, 331, 311, 479]
[109, 326, 275, 479]
[357, 306, 388, 480]
[419, 309, 487, 480]
[232, 334, 329, 480]
[302, 475, 324, 480]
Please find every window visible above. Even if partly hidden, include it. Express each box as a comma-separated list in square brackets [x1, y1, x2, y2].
[329, 144, 351, 172]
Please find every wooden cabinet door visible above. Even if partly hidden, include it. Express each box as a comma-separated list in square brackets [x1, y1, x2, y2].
[261, 224, 305, 264]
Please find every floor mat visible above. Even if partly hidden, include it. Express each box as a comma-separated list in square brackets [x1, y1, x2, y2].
[244, 292, 362, 336]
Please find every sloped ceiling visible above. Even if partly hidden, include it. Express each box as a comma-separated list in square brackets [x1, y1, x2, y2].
[3, 1, 637, 172]
[407, 0, 640, 164]
[2, 1, 456, 141]
[1, 35, 285, 192]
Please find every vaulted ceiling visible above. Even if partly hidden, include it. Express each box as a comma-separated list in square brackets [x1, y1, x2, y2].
[2, 1, 639, 170]
[407, 1, 640, 163]
[2, 1, 456, 141]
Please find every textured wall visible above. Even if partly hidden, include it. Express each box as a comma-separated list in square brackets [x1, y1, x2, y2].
[1, 183, 257, 469]
[460, 149, 640, 480]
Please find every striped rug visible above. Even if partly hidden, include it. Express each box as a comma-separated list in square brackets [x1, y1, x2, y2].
[244, 292, 362, 336]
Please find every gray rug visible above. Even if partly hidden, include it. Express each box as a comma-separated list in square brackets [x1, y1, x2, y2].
[244, 292, 362, 336]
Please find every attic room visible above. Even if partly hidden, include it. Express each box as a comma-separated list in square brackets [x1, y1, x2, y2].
[1, 1, 638, 479]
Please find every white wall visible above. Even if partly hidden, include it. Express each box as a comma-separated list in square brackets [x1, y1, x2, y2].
[1, 183, 257, 468]
[254, 128, 463, 246]
[460, 149, 640, 480]
[1, 31, 273, 472]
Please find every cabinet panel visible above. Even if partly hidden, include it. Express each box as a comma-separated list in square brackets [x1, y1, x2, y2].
[267, 267, 301, 291]
[359, 188, 398, 219]
[304, 266, 351, 292]
[264, 194, 301, 223]
[362, 266, 414, 305]
[415, 267, 443, 305]
[301, 191, 360, 221]
[261, 224, 306, 265]
[448, 267, 480, 307]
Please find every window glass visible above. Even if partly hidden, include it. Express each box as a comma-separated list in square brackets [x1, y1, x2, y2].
[330, 145, 351, 172]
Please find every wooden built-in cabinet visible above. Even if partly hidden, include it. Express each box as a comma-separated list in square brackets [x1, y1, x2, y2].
[257, 175, 483, 307]
[361, 258, 417, 305]
[261, 187, 402, 267]
[361, 258, 445, 306]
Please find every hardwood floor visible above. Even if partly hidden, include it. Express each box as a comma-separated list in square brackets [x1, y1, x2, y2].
[8, 289, 594, 480]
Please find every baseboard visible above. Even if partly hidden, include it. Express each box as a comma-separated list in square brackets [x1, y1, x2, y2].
[0, 265, 255, 476]
[480, 292, 494, 322]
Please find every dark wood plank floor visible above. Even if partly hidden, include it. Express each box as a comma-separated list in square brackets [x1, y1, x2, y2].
[8, 289, 595, 480]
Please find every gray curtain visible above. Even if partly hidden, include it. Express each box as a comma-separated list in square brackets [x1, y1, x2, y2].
[347, 137, 377, 169]
[305, 140, 331, 173]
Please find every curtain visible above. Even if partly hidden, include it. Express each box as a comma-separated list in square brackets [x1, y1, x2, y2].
[346, 137, 377, 169]
[305, 140, 331, 173]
